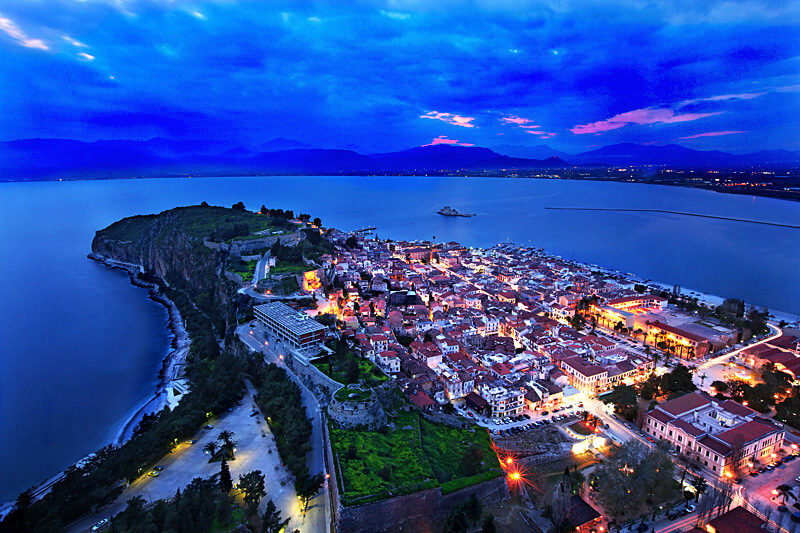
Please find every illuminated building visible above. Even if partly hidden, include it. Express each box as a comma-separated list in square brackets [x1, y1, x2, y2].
[254, 302, 326, 351]
[644, 392, 784, 478]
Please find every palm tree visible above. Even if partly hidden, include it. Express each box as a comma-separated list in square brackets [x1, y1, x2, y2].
[203, 441, 219, 460]
[217, 430, 237, 459]
[776, 484, 796, 504]
[691, 475, 707, 502]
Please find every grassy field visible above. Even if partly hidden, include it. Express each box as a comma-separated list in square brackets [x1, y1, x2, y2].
[419, 417, 502, 491]
[335, 387, 373, 402]
[101, 205, 291, 244]
[330, 409, 503, 506]
[330, 410, 438, 505]
[270, 261, 313, 274]
[226, 259, 258, 282]
[312, 355, 390, 387]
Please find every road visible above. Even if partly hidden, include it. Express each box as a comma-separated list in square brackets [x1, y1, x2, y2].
[253, 252, 271, 284]
[237, 323, 330, 533]
[692, 323, 783, 392]
[69, 386, 301, 532]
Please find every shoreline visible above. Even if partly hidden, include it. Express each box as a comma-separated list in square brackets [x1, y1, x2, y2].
[1, 255, 189, 515]
[87, 252, 191, 444]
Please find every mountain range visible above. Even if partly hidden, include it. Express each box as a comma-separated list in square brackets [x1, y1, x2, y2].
[1, 137, 798, 180]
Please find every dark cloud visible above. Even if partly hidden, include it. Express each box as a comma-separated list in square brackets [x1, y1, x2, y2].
[0, 0, 797, 151]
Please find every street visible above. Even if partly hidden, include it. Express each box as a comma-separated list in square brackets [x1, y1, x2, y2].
[237, 323, 330, 533]
[69, 386, 301, 532]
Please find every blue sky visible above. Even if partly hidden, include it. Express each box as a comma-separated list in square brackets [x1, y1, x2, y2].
[1, 0, 798, 153]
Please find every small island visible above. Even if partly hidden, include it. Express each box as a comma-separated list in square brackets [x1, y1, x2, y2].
[438, 205, 476, 217]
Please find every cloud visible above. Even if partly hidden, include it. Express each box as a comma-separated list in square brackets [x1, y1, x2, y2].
[77, 52, 95, 61]
[526, 130, 556, 139]
[680, 92, 765, 106]
[190, 11, 206, 20]
[500, 115, 535, 126]
[381, 10, 411, 20]
[62, 35, 89, 48]
[423, 135, 474, 146]
[678, 130, 745, 140]
[420, 111, 475, 128]
[570, 107, 722, 134]
[0, 15, 48, 50]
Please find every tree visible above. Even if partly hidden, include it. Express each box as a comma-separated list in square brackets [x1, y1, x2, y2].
[219, 459, 233, 493]
[465, 493, 482, 525]
[239, 470, 267, 512]
[345, 235, 358, 248]
[204, 441, 219, 460]
[481, 515, 497, 533]
[606, 385, 638, 420]
[458, 444, 484, 477]
[691, 475, 707, 502]
[711, 380, 729, 393]
[262, 499, 290, 533]
[777, 484, 796, 504]
[217, 430, 237, 459]
[313, 217, 322, 227]
[232, 201, 246, 210]
[297, 473, 324, 513]
[345, 358, 360, 384]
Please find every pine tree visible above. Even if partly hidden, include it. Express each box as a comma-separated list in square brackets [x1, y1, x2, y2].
[219, 459, 233, 493]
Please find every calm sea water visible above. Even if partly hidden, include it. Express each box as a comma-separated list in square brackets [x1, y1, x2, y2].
[1, 175, 798, 502]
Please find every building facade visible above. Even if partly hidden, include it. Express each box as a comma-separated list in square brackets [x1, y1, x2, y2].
[254, 302, 326, 351]
[644, 392, 785, 478]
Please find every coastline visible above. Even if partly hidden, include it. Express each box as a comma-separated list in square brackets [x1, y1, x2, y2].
[87, 252, 191, 444]
[1, 255, 190, 515]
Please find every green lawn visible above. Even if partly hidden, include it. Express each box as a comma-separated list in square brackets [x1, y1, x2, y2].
[335, 387, 373, 402]
[312, 355, 389, 387]
[330, 410, 438, 505]
[330, 408, 503, 506]
[226, 259, 258, 282]
[270, 261, 313, 274]
[419, 417, 502, 490]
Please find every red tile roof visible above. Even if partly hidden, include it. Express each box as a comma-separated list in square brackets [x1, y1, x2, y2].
[657, 392, 713, 416]
[716, 419, 778, 447]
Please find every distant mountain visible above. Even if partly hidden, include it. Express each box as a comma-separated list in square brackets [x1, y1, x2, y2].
[568, 143, 800, 168]
[1, 137, 798, 181]
[255, 137, 314, 151]
[370, 145, 500, 170]
[490, 143, 573, 160]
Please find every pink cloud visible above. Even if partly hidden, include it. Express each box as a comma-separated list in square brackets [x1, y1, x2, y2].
[500, 115, 536, 126]
[570, 107, 722, 135]
[526, 130, 556, 139]
[420, 111, 475, 128]
[423, 135, 474, 147]
[0, 15, 48, 50]
[678, 130, 745, 140]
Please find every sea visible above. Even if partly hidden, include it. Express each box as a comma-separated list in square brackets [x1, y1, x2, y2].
[0, 175, 798, 503]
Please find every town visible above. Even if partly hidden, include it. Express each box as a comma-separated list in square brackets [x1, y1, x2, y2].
[234, 218, 800, 532]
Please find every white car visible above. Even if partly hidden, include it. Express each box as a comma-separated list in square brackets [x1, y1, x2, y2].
[92, 518, 110, 531]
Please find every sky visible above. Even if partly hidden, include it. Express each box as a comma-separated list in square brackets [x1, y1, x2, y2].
[0, 0, 798, 154]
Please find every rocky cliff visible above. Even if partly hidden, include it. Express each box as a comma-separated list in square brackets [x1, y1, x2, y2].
[91, 206, 249, 334]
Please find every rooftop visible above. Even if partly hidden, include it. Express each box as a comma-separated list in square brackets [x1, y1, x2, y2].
[254, 302, 325, 335]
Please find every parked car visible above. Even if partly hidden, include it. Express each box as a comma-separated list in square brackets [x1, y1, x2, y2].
[204, 424, 213, 429]
[91, 518, 110, 531]
[153, 466, 163, 471]
[148, 470, 160, 478]
[686, 504, 696, 512]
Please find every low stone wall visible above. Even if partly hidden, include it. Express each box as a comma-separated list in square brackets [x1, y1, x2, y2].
[338, 474, 509, 532]
[288, 355, 343, 404]
[328, 390, 386, 430]
[203, 231, 303, 257]
[224, 271, 244, 285]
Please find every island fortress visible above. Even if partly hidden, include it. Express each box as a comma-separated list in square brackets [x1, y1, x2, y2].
[644, 392, 784, 478]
